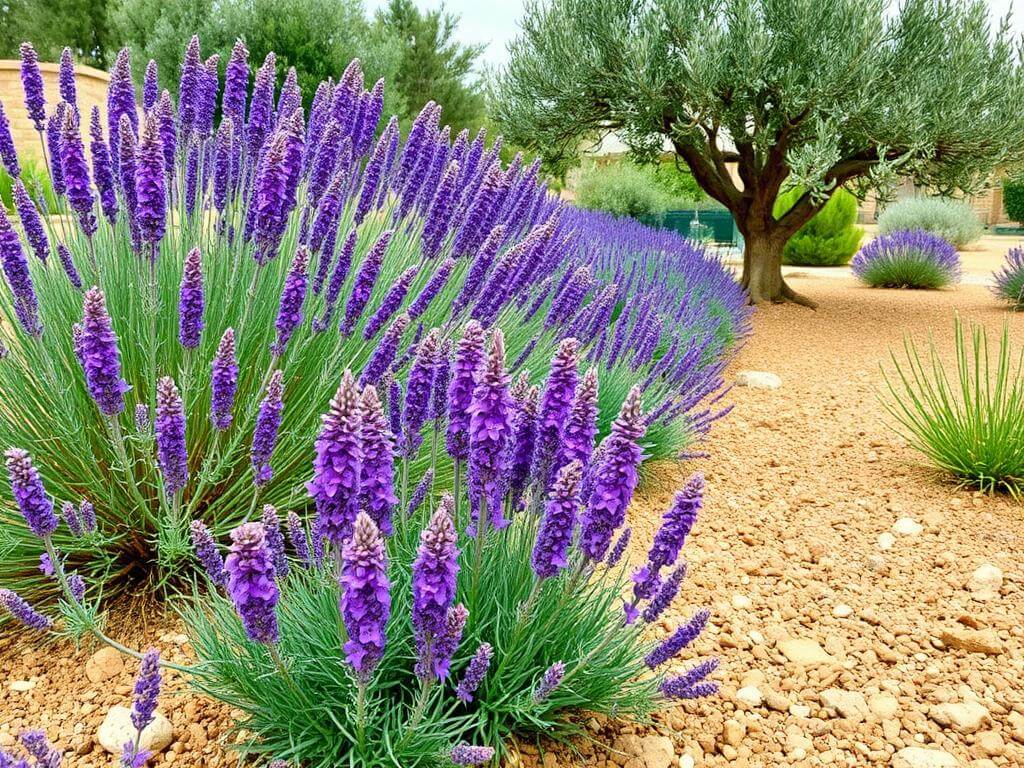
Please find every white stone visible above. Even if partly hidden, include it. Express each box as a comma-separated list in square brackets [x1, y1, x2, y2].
[790, 704, 812, 718]
[731, 594, 753, 610]
[878, 532, 896, 551]
[9, 680, 35, 692]
[968, 564, 1003, 601]
[748, 630, 765, 645]
[678, 756, 695, 768]
[892, 517, 923, 536]
[735, 370, 781, 389]
[929, 702, 990, 734]
[736, 686, 763, 707]
[891, 746, 960, 768]
[832, 603, 854, 618]
[778, 637, 835, 666]
[820, 689, 870, 722]
[869, 692, 900, 719]
[97, 706, 173, 756]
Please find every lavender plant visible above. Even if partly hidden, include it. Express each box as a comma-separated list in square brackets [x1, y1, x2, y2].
[0, 38, 744, 608]
[852, 230, 962, 289]
[3, 335, 718, 767]
[992, 246, 1024, 310]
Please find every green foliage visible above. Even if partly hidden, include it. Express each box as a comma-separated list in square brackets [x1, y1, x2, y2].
[773, 188, 863, 266]
[882, 317, 1024, 497]
[0, 0, 113, 66]
[877, 197, 983, 249]
[181, 506, 667, 767]
[574, 160, 703, 220]
[1002, 178, 1024, 226]
[375, 0, 486, 136]
[1, 158, 64, 214]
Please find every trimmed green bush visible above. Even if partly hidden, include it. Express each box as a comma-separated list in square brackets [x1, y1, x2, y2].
[1002, 178, 1024, 226]
[877, 196, 982, 248]
[575, 162, 669, 219]
[773, 188, 863, 266]
[882, 317, 1024, 497]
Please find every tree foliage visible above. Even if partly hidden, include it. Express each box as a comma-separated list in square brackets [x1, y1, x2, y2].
[773, 187, 862, 266]
[1003, 178, 1024, 225]
[494, 0, 1024, 304]
[1, 0, 113, 66]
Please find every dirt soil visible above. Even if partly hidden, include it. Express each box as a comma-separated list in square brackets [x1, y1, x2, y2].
[1, 276, 1022, 768]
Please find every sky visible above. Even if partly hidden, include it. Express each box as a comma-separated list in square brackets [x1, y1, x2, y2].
[363, 0, 1024, 76]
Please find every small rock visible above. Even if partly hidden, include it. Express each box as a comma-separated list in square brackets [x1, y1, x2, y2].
[940, 628, 1004, 655]
[764, 688, 790, 712]
[790, 704, 812, 718]
[832, 604, 854, 618]
[892, 747, 960, 768]
[893, 518, 923, 536]
[869, 693, 900, 719]
[638, 735, 674, 768]
[975, 731, 1004, 757]
[9, 680, 35, 692]
[878, 533, 896, 551]
[736, 686, 763, 708]
[820, 689, 870, 722]
[967, 564, 1003, 601]
[735, 370, 781, 389]
[730, 594, 753, 610]
[97, 706, 173, 755]
[778, 637, 835, 666]
[85, 647, 124, 684]
[929, 702, 991, 734]
[678, 757, 695, 768]
[722, 719, 745, 747]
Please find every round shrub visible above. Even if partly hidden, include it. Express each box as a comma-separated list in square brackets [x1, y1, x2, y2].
[993, 246, 1024, 310]
[877, 196, 982, 248]
[852, 230, 962, 289]
[575, 161, 669, 219]
[773, 187, 863, 266]
[1002, 178, 1024, 225]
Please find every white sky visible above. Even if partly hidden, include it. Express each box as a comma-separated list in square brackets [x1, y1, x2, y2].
[363, 0, 1024, 74]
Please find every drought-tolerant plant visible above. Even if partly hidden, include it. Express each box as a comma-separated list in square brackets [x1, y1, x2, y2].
[0, 40, 744, 608]
[877, 197, 983, 249]
[1002, 178, 1024, 226]
[1, 333, 718, 767]
[575, 161, 669, 219]
[882, 316, 1024, 497]
[852, 230, 961, 289]
[773, 188, 863, 266]
[992, 246, 1024, 310]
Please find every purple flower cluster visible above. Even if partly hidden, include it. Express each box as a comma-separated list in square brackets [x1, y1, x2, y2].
[358, 386, 398, 535]
[130, 649, 161, 732]
[412, 499, 461, 679]
[178, 247, 205, 348]
[225, 522, 280, 644]
[852, 230, 962, 288]
[455, 642, 493, 703]
[4, 448, 57, 538]
[155, 377, 189, 496]
[252, 371, 285, 485]
[531, 461, 583, 579]
[340, 513, 391, 679]
[77, 288, 129, 415]
[993, 246, 1024, 308]
[308, 371, 363, 546]
[210, 329, 239, 430]
[0, 588, 52, 630]
[190, 519, 227, 587]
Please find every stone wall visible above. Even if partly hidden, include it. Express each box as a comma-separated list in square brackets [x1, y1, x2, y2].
[0, 59, 110, 167]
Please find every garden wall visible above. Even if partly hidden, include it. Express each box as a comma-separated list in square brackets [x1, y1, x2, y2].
[0, 59, 110, 161]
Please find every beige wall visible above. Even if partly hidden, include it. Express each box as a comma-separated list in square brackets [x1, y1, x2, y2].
[0, 59, 110, 166]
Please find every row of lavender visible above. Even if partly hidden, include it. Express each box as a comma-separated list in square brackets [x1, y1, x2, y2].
[3, 329, 716, 766]
[0, 38, 748, 606]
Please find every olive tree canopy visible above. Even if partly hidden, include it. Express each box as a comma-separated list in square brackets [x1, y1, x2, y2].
[495, 0, 1024, 305]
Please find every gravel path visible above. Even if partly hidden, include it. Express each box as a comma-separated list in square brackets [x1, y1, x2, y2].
[1, 278, 1021, 768]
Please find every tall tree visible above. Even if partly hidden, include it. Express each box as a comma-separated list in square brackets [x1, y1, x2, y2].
[495, 0, 1024, 306]
[2, 0, 112, 66]
[377, 0, 485, 133]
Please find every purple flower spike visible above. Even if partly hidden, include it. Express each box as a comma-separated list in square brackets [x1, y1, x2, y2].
[403, 329, 440, 455]
[247, 52, 277, 160]
[606, 527, 631, 568]
[531, 460, 583, 580]
[363, 265, 417, 341]
[446, 321, 486, 461]
[0, 207, 41, 336]
[533, 661, 565, 702]
[178, 247, 205, 348]
[451, 744, 496, 766]
[579, 387, 645, 562]
[107, 49, 137, 178]
[143, 59, 159, 111]
[308, 371, 363, 547]
[632, 474, 702, 605]
[190, 519, 227, 587]
[62, 500, 82, 537]
[508, 384, 539, 507]
[225, 522, 280, 644]
[47, 108, 66, 196]
[407, 469, 434, 518]
[60, 109, 97, 237]
[0, 101, 20, 177]
[286, 511, 312, 569]
[89, 107, 118, 223]
[262, 504, 289, 578]
[340, 513, 391, 680]
[134, 404, 149, 434]
[155, 377, 188, 496]
[408, 257, 455, 320]
[59, 47, 77, 106]
[645, 609, 711, 669]
[358, 386, 398, 536]
[428, 603, 468, 682]
[19, 43, 46, 132]
[340, 230, 392, 336]
[210, 329, 238, 430]
[4, 448, 57, 538]
[57, 244, 81, 290]
[272, 247, 310, 356]
[534, 338, 580, 486]
[660, 658, 719, 700]
[79, 287, 129, 415]
[455, 642, 493, 703]
[359, 313, 409, 389]
[135, 115, 166, 248]
[12, 181, 49, 263]
[0, 588, 52, 630]
[467, 330, 514, 535]
[155, 91, 176, 174]
[178, 36, 202, 141]
[19, 731, 60, 768]
[412, 497, 460, 677]
[131, 649, 162, 731]
[642, 562, 687, 624]
[560, 367, 599, 472]
[223, 40, 250, 136]
[79, 498, 96, 533]
[252, 370, 285, 486]
[213, 118, 234, 212]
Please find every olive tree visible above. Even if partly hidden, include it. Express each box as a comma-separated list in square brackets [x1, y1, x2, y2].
[495, 0, 1024, 305]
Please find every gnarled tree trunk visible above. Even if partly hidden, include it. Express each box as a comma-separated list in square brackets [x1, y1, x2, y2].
[737, 219, 818, 309]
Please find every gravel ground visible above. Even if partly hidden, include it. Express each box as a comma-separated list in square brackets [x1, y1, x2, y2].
[1, 277, 1022, 768]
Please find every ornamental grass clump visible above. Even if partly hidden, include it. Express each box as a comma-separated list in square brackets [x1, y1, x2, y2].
[882, 316, 1024, 498]
[0, 37, 743, 608]
[1, 334, 718, 767]
[852, 230, 961, 289]
[992, 246, 1024, 310]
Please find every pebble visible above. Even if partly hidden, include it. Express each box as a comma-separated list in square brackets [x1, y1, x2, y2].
[85, 647, 124, 684]
[928, 701, 991, 734]
[892, 517, 923, 536]
[722, 719, 745, 747]
[967, 564, 1003, 601]
[97, 706, 174, 755]
[731, 594, 753, 610]
[735, 686, 763, 708]
[778, 637, 835, 666]
[820, 689, 870, 722]
[9, 680, 35, 692]
[735, 370, 781, 389]
[940, 627, 1004, 655]
[832, 603, 853, 618]
[892, 746, 960, 767]
[869, 692, 900, 719]
[878, 532, 896, 551]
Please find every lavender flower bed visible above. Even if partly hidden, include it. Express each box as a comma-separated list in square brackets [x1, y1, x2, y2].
[851, 229, 962, 289]
[992, 246, 1024, 310]
[0, 39, 743, 607]
[3, 331, 717, 767]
